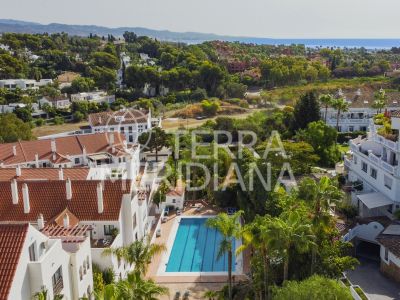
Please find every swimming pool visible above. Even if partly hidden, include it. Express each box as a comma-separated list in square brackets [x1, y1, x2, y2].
[166, 217, 236, 272]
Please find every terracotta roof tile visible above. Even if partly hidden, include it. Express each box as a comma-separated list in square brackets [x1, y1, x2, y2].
[89, 109, 149, 126]
[0, 168, 89, 181]
[0, 132, 126, 166]
[0, 224, 29, 299]
[391, 110, 400, 118]
[0, 180, 131, 222]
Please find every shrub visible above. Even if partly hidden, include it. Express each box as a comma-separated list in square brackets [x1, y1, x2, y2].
[53, 116, 64, 125]
[35, 118, 45, 127]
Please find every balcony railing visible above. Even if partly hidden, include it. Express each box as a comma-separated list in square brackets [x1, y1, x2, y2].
[53, 278, 63, 295]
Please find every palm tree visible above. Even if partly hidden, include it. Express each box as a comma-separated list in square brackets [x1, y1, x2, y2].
[103, 239, 166, 276]
[117, 272, 169, 300]
[206, 211, 243, 300]
[319, 94, 334, 123]
[33, 289, 48, 300]
[373, 88, 387, 114]
[266, 211, 315, 282]
[237, 215, 271, 300]
[93, 283, 120, 300]
[94, 273, 168, 300]
[331, 97, 349, 131]
[203, 290, 219, 300]
[298, 176, 343, 273]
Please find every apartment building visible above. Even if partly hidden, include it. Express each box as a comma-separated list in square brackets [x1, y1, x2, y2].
[0, 132, 140, 180]
[322, 88, 400, 132]
[71, 91, 115, 105]
[0, 178, 151, 280]
[0, 79, 53, 90]
[0, 223, 92, 300]
[39, 95, 71, 109]
[345, 111, 400, 219]
[89, 109, 152, 144]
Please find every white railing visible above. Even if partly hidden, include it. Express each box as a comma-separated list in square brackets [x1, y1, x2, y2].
[344, 157, 352, 168]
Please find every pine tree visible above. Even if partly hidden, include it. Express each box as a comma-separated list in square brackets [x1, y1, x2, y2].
[293, 92, 321, 130]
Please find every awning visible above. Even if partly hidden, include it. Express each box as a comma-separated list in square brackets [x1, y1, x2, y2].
[87, 153, 110, 161]
[357, 192, 393, 209]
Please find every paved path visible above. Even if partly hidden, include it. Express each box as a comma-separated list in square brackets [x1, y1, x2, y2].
[346, 259, 400, 300]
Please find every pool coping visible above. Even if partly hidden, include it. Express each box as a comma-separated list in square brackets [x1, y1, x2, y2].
[157, 215, 244, 277]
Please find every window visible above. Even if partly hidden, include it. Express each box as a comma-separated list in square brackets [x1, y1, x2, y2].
[370, 168, 377, 179]
[384, 175, 393, 190]
[353, 156, 358, 164]
[349, 126, 354, 132]
[172, 199, 176, 203]
[104, 225, 115, 236]
[129, 136, 133, 143]
[384, 248, 389, 261]
[120, 127, 124, 133]
[52, 267, 63, 295]
[361, 162, 368, 173]
[75, 157, 80, 164]
[28, 243, 36, 261]
[128, 126, 133, 132]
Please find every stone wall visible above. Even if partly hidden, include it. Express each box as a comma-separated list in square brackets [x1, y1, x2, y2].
[380, 260, 400, 283]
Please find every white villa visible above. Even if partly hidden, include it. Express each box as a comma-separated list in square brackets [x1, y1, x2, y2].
[345, 111, 400, 219]
[71, 91, 115, 105]
[322, 88, 400, 132]
[88, 109, 153, 144]
[0, 132, 140, 180]
[0, 177, 155, 286]
[0, 79, 53, 90]
[39, 95, 71, 109]
[0, 223, 93, 300]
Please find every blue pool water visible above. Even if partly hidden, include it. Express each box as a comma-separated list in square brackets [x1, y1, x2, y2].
[166, 218, 236, 272]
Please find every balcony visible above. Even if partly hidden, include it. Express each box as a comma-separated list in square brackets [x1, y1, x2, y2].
[91, 235, 116, 248]
[52, 278, 63, 295]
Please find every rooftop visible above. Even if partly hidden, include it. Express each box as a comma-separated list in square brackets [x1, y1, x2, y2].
[0, 167, 89, 181]
[0, 224, 29, 299]
[89, 109, 149, 126]
[0, 132, 127, 166]
[328, 87, 400, 109]
[376, 224, 400, 258]
[0, 179, 132, 222]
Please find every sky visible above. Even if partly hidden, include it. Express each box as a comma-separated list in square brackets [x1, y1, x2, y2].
[1, 0, 400, 38]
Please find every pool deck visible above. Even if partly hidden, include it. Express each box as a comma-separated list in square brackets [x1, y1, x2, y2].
[146, 203, 251, 299]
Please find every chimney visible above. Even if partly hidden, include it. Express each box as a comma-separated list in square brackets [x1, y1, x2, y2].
[63, 213, 70, 228]
[11, 179, 18, 204]
[16, 165, 21, 177]
[35, 154, 39, 168]
[58, 167, 64, 180]
[109, 133, 114, 146]
[98, 116, 102, 124]
[82, 146, 87, 157]
[66, 178, 72, 200]
[37, 214, 44, 230]
[97, 182, 104, 214]
[12, 145, 17, 156]
[22, 183, 30, 214]
[51, 139, 57, 153]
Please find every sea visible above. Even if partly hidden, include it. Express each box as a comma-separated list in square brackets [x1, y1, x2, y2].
[182, 38, 400, 50]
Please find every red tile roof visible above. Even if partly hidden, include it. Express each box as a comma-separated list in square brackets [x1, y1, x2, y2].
[89, 109, 149, 126]
[0, 180, 132, 222]
[0, 168, 89, 181]
[0, 224, 29, 299]
[167, 179, 184, 197]
[0, 132, 127, 166]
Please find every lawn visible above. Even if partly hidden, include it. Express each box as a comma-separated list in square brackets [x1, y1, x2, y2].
[32, 121, 89, 138]
[261, 76, 389, 106]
